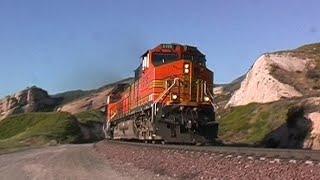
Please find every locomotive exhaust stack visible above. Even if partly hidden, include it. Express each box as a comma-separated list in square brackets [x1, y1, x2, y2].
[105, 43, 218, 144]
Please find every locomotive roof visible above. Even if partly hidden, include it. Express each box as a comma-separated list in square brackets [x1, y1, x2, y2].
[140, 43, 205, 57]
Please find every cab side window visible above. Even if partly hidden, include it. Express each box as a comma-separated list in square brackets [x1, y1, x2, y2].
[142, 54, 149, 70]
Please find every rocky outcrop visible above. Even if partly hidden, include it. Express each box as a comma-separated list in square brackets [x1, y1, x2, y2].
[77, 122, 105, 142]
[0, 86, 60, 120]
[227, 54, 309, 107]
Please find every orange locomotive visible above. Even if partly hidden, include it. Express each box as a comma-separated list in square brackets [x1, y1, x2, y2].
[105, 43, 218, 144]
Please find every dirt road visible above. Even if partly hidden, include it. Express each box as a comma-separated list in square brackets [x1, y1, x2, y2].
[0, 144, 169, 180]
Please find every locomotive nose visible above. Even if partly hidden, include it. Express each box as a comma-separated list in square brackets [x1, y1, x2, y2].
[180, 61, 214, 104]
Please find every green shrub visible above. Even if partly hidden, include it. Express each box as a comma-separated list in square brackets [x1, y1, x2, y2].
[0, 112, 82, 152]
[75, 110, 104, 124]
[219, 101, 294, 145]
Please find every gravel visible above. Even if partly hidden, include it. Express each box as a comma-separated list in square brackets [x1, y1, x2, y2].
[95, 140, 320, 180]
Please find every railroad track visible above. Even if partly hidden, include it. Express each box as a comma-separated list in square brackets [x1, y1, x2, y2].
[107, 140, 320, 162]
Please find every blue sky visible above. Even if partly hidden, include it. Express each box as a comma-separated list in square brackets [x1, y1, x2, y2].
[0, 0, 319, 97]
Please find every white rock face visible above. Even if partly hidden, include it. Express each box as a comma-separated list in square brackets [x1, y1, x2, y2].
[227, 54, 308, 107]
[309, 112, 320, 134]
[304, 112, 320, 150]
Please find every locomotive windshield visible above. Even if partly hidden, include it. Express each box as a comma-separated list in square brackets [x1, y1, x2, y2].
[182, 54, 206, 62]
[152, 53, 179, 66]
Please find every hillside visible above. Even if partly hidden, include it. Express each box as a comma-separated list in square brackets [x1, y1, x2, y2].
[0, 112, 80, 153]
[0, 78, 134, 152]
[0, 110, 105, 154]
[227, 43, 320, 107]
[0, 78, 134, 120]
[217, 43, 320, 149]
[57, 78, 133, 114]
[52, 90, 91, 106]
[53, 77, 133, 106]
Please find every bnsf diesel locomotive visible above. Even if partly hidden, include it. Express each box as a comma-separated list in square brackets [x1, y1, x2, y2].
[104, 43, 218, 144]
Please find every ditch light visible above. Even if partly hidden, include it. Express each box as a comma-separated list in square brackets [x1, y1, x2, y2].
[172, 94, 178, 100]
[204, 96, 210, 102]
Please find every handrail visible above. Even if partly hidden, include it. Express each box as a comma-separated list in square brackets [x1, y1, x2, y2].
[204, 82, 219, 111]
[154, 78, 180, 104]
[151, 78, 180, 122]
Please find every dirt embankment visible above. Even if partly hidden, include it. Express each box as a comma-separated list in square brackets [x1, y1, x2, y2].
[0, 144, 171, 180]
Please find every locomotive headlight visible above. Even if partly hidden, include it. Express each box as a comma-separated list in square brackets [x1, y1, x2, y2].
[184, 68, 190, 74]
[204, 96, 210, 102]
[172, 94, 178, 100]
[184, 63, 190, 74]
